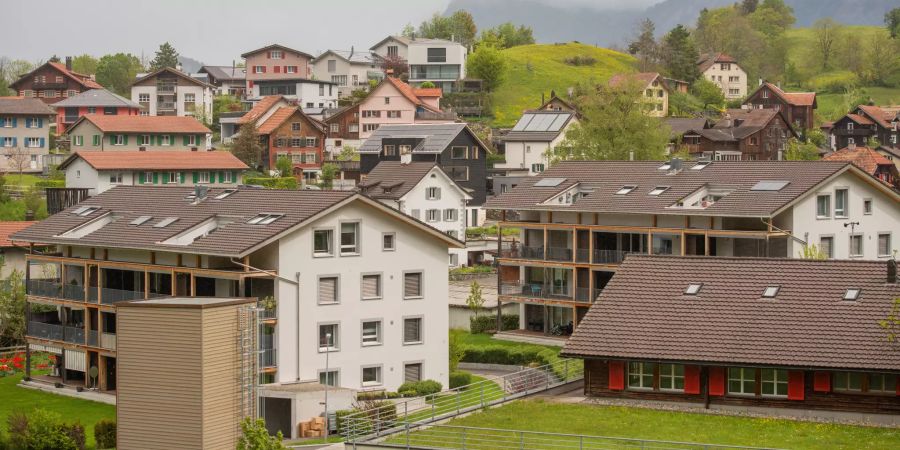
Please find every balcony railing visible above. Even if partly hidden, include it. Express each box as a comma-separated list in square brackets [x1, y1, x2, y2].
[101, 332, 116, 350]
[575, 249, 591, 263]
[27, 280, 88, 302]
[63, 115, 79, 124]
[259, 308, 276, 320]
[259, 348, 276, 368]
[500, 245, 544, 260]
[64, 326, 85, 344]
[157, 84, 176, 93]
[88, 330, 98, 347]
[546, 247, 573, 262]
[99, 287, 144, 305]
[592, 249, 630, 265]
[27, 322, 63, 341]
[157, 101, 176, 110]
[499, 281, 579, 302]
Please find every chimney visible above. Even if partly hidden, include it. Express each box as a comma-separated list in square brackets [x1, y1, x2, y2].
[400, 153, 412, 164]
[192, 185, 209, 204]
[65, 56, 72, 71]
[25, 210, 35, 221]
[350, 46, 354, 58]
[629, 150, 634, 161]
[669, 157, 683, 174]
[848, 142, 856, 150]
[758, 78, 763, 87]
[889, 259, 897, 284]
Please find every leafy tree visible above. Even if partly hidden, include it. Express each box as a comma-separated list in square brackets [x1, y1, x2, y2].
[866, 30, 900, 86]
[739, 0, 759, 15]
[401, 23, 415, 38]
[70, 54, 99, 75]
[661, 25, 699, 82]
[784, 138, 819, 160]
[237, 417, 286, 450]
[419, 81, 436, 88]
[150, 42, 179, 71]
[466, 281, 484, 317]
[231, 121, 263, 169]
[275, 156, 293, 177]
[798, 244, 826, 259]
[628, 18, 660, 72]
[338, 146, 359, 161]
[96, 53, 143, 96]
[806, 128, 826, 147]
[478, 22, 535, 49]
[417, 10, 477, 47]
[690, 78, 725, 109]
[668, 91, 705, 117]
[320, 163, 338, 189]
[379, 55, 408, 79]
[0, 269, 26, 346]
[213, 94, 243, 125]
[552, 81, 670, 162]
[886, 7, 900, 39]
[749, 0, 795, 38]
[813, 18, 842, 70]
[0, 58, 34, 89]
[466, 45, 507, 91]
[448, 331, 464, 372]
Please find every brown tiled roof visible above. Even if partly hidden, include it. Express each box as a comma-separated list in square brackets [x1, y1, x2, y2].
[0, 221, 38, 247]
[237, 95, 285, 125]
[857, 104, 900, 129]
[846, 113, 875, 126]
[823, 146, 894, 176]
[12, 186, 464, 257]
[608, 72, 666, 92]
[257, 107, 297, 135]
[562, 255, 900, 372]
[0, 97, 56, 115]
[482, 160, 882, 217]
[700, 109, 792, 141]
[75, 115, 210, 134]
[383, 77, 440, 113]
[49, 62, 103, 89]
[60, 151, 248, 171]
[697, 53, 738, 72]
[748, 82, 816, 107]
[358, 161, 437, 200]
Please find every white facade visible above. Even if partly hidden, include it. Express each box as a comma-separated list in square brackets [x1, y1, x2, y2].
[249, 81, 338, 109]
[497, 126, 575, 176]
[702, 62, 748, 100]
[63, 158, 244, 195]
[370, 36, 409, 61]
[130, 84, 214, 124]
[311, 51, 384, 98]
[407, 40, 467, 92]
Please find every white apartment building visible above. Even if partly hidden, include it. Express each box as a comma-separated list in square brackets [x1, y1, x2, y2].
[311, 50, 385, 98]
[370, 36, 411, 61]
[698, 53, 748, 100]
[130, 68, 215, 124]
[247, 79, 338, 109]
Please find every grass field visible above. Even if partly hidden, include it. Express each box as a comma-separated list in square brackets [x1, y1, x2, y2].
[452, 329, 561, 350]
[490, 42, 635, 127]
[818, 87, 900, 122]
[0, 374, 116, 449]
[432, 399, 900, 449]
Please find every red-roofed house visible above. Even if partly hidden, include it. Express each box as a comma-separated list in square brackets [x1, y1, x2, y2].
[65, 115, 212, 151]
[608, 72, 669, 117]
[0, 221, 38, 278]
[257, 107, 325, 180]
[241, 44, 338, 108]
[829, 105, 900, 158]
[823, 145, 899, 188]
[59, 151, 248, 194]
[356, 77, 456, 140]
[10, 58, 103, 104]
[744, 82, 817, 131]
[697, 53, 747, 100]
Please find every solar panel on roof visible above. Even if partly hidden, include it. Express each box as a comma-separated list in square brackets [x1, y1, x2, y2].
[548, 114, 570, 131]
[534, 178, 567, 187]
[154, 217, 179, 228]
[511, 114, 534, 131]
[528, 114, 557, 131]
[750, 181, 790, 191]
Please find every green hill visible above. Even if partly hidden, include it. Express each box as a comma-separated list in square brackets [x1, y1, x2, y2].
[489, 43, 636, 126]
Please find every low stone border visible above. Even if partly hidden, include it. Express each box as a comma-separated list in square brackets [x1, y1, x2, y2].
[19, 380, 116, 405]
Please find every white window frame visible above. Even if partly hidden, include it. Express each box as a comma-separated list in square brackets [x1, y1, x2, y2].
[197, 171, 211, 184]
[627, 362, 655, 390]
[849, 234, 864, 257]
[340, 221, 360, 255]
[187, 135, 197, 146]
[658, 364, 684, 392]
[161, 135, 171, 146]
[878, 233, 892, 257]
[167, 172, 178, 184]
[318, 322, 339, 352]
[402, 316, 424, 345]
[834, 188, 848, 218]
[450, 146, 468, 159]
[426, 209, 440, 222]
[113, 134, 125, 146]
[426, 187, 440, 200]
[727, 367, 756, 396]
[820, 235, 834, 259]
[816, 194, 831, 219]
[863, 198, 873, 215]
[109, 173, 123, 185]
[317, 275, 340, 305]
[138, 93, 150, 102]
[73, 135, 84, 146]
[25, 137, 41, 148]
[760, 368, 788, 398]
[361, 364, 383, 387]
[318, 369, 339, 387]
[361, 319, 383, 346]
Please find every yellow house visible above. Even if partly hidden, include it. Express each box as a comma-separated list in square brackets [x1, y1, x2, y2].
[608, 72, 669, 117]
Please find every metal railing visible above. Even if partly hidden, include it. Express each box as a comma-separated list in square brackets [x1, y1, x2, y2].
[499, 282, 572, 301]
[63, 326, 84, 344]
[100, 332, 116, 350]
[380, 424, 783, 450]
[546, 247, 573, 262]
[592, 249, 630, 265]
[342, 358, 584, 443]
[87, 330, 98, 347]
[259, 348, 276, 368]
[575, 248, 590, 263]
[27, 322, 63, 341]
[499, 245, 545, 260]
[99, 287, 144, 305]
[157, 84, 176, 93]
[157, 101, 176, 110]
[27, 280, 62, 299]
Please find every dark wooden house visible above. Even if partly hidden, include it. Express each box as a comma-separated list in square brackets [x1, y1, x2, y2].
[743, 82, 817, 131]
[695, 109, 796, 161]
[10, 58, 103, 104]
[829, 105, 899, 153]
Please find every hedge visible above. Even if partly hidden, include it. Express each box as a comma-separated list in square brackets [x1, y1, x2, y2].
[244, 177, 298, 190]
[459, 343, 581, 381]
[94, 419, 116, 449]
[34, 179, 65, 188]
[397, 379, 442, 397]
[449, 371, 473, 389]
[469, 314, 519, 334]
[334, 400, 397, 435]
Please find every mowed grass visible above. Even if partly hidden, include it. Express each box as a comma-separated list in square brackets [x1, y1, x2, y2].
[0, 374, 116, 449]
[431, 399, 900, 450]
[405, 375, 506, 423]
[490, 42, 635, 126]
[452, 329, 562, 350]
[817, 87, 900, 122]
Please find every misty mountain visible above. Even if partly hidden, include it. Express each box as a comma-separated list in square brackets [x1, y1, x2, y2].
[445, 0, 896, 47]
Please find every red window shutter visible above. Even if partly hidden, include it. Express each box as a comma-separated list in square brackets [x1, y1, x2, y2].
[787, 371, 805, 400]
[248, 80, 254, 88]
[267, 51, 272, 59]
[608, 361, 625, 391]
[684, 365, 701, 394]
[262, 66, 267, 73]
[813, 372, 831, 393]
[708, 367, 725, 396]
[274, 66, 281, 73]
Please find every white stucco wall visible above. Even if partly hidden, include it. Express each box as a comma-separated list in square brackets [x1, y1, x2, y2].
[396, 167, 469, 266]
[702, 63, 748, 100]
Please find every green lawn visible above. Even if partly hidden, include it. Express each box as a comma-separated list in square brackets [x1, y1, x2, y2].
[430, 399, 900, 449]
[0, 374, 116, 449]
[3, 173, 44, 188]
[817, 87, 900, 122]
[452, 329, 561, 351]
[405, 375, 506, 423]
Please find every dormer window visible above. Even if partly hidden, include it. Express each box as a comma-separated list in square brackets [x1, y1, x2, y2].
[648, 186, 669, 196]
[616, 185, 636, 195]
[153, 217, 179, 228]
[131, 216, 152, 226]
[843, 288, 861, 301]
[214, 189, 237, 200]
[762, 286, 780, 298]
[684, 283, 703, 295]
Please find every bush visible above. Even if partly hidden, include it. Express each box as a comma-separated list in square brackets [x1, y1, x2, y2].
[563, 55, 596, 66]
[449, 371, 473, 389]
[34, 180, 65, 188]
[469, 314, 519, 334]
[244, 177, 298, 190]
[807, 71, 860, 93]
[397, 379, 442, 397]
[93, 419, 116, 449]
[7, 409, 80, 450]
[59, 422, 85, 450]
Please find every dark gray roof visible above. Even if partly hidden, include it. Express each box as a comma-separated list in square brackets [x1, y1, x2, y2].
[0, 97, 55, 115]
[51, 89, 141, 108]
[503, 111, 574, 142]
[316, 50, 378, 65]
[358, 162, 437, 200]
[200, 66, 246, 82]
[664, 117, 709, 136]
[358, 123, 469, 154]
[562, 255, 900, 372]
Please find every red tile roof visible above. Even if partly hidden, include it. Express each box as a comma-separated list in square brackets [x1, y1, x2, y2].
[608, 72, 664, 91]
[757, 82, 816, 107]
[846, 113, 874, 126]
[257, 107, 297, 135]
[237, 95, 285, 125]
[823, 146, 895, 175]
[78, 115, 211, 134]
[413, 88, 442, 97]
[384, 77, 440, 112]
[48, 62, 103, 89]
[0, 221, 38, 247]
[857, 104, 900, 129]
[63, 151, 248, 171]
[697, 53, 738, 72]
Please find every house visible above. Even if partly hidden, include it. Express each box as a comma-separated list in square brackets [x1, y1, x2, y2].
[0, 97, 55, 173]
[608, 72, 669, 117]
[562, 255, 900, 415]
[15, 186, 461, 422]
[743, 82, 817, 131]
[495, 111, 577, 176]
[257, 107, 326, 179]
[355, 77, 456, 140]
[322, 104, 361, 156]
[198, 65, 246, 97]
[828, 105, 900, 163]
[662, 77, 689, 93]
[65, 115, 212, 151]
[241, 44, 337, 108]
[311, 49, 384, 98]
[483, 160, 900, 338]
[535, 92, 578, 114]
[697, 53, 747, 100]
[358, 123, 490, 225]
[0, 221, 38, 279]
[130, 67, 215, 124]
[370, 35, 411, 62]
[10, 57, 103, 104]
[359, 161, 472, 266]
[222, 95, 290, 144]
[823, 145, 899, 188]
[693, 109, 796, 160]
[406, 38, 467, 93]
[59, 151, 248, 195]
[51, 89, 142, 135]
[664, 117, 710, 155]
[448, 274, 520, 329]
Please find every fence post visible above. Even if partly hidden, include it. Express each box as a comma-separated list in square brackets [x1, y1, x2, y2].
[480, 383, 485, 407]
[519, 431, 525, 449]
[405, 422, 410, 448]
[462, 427, 467, 449]
[546, 368, 551, 389]
[457, 389, 461, 414]
[580, 435, 584, 450]
[404, 402, 408, 421]
[431, 399, 435, 421]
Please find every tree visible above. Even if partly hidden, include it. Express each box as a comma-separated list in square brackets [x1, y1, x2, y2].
[784, 138, 819, 160]
[661, 25, 699, 82]
[886, 7, 900, 39]
[401, 23, 415, 38]
[4, 146, 31, 182]
[448, 331, 464, 372]
[806, 128, 826, 147]
[237, 417, 286, 450]
[338, 146, 359, 161]
[739, 0, 758, 15]
[231, 121, 263, 169]
[275, 155, 292, 177]
[150, 42, 179, 71]
[813, 18, 842, 70]
[552, 81, 670, 162]
[320, 163, 338, 189]
[70, 54, 99, 75]
[798, 244, 826, 259]
[96, 53, 144, 96]
[0, 58, 35, 89]
[0, 269, 26, 346]
[466, 281, 484, 317]
[379, 55, 408, 79]
[466, 45, 507, 91]
[417, 10, 477, 47]
[628, 18, 660, 72]
[879, 297, 900, 343]
[690, 78, 725, 109]
[866, 30, 900, 86]
[478, 22, 535, 49]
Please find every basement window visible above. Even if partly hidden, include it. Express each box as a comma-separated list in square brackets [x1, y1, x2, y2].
[648, 186, 670, 196]
[684, 283, 703, 295]
[72, 206, 100, 216]
[153, 217, 179, 228]
[616, 185, 637, 195]
[843, 288, 861, 301]
[248, 213, 284, 225]
[762, 285, 780, 298]
[131, 215, 153, 226]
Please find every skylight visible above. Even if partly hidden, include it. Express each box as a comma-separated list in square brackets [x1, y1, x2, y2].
[153, 217, 179, 228]
[684, 283, 703, 295]
[691, 161, 711, 170]
[248, 213, 284, 225]
[616, 185, 637, 195]
[214, 189, 238, 200]
[658, 163, 671, 171]
[762, 285, 780, 298]
[534, 178, 566, 188]
[131, 216, 153, 226]
[72, 206, 100, 216]
[750, 181, 790, 191]
[843, 288, 861, 301]
[648, 186, 670, 196]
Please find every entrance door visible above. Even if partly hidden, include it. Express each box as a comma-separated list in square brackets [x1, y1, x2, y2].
[262, 397, 292, 438]
[105, 357, 116, 391]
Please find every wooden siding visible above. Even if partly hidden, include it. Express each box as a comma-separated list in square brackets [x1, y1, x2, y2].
[324, 104, 360, 140]
[201, 306, 241, 449]
[267, 109, 325, 171]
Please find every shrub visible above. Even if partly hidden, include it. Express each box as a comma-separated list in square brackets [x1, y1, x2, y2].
[7, 409, 79, 450]
[59, 422, 85, 450]
[449, 371, 473, 389]
[244, 177, 298, 190]
[397, 380, 443, 397]
[807, 71, 859, 93]
[469, 314, 520, 334]
[93, 419, 116, 449]
[237, 417, 286, 450]
[563, 55, 596, 66]
[34, 180, 65, 188]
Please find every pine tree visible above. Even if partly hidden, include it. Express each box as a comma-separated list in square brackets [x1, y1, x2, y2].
[661, 25, 699, 82]
[150, 42, 179, 71]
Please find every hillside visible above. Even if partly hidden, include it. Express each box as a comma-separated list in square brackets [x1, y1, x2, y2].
[490, 43, 635, 126]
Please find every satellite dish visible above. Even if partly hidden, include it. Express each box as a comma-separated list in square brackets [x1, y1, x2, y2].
[89, 366, 99, 389]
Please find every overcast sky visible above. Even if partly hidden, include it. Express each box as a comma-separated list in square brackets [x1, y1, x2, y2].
[1, 0, 659, 64]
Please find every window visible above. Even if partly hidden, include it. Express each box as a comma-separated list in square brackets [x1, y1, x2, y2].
[327, 60, 337, 73]
[161, 135, 171, 146]
[291, 138, 302, 147]
[319, 370, 339, 387]
[167, 172, 178, 184]
[0, 118, 11, 127]
[616, 185, 636, 195]
[253, 65, 265, 74]
[820, 236, 834, 258]
[382, 233, 396, 251]
[306, 137, 317, 147]
[187, 135, 197, 146]
[834, 189, 848, 217]
[340, 222, 360, 254]
[318, 276, 338, 304]
[361, 274, 382, 300]
[384, 96, 391, 105]
[113, 134, 125, 145]
[384, 110, 400, 118]
[444, 208, 458, 222]
[25, 137, 41, 148]
[362, 110, 381, 118]
[404, 363, 423, 383]
[314, 229, 333, 256]
[816, 195, 831, 218]
[197, 171, 211, 184]
[684, 283, 702, 295]
[833, 372, 862, 392]
[404, 272, 423, 298]
[361, 320, 382, 345]
[868, 373, 897, 394]
[73, 135, 83, 146]
[843, 288, 861, 301]
[363, 124, 379, 132]
[142, 171, 154, 184]
[847, 122, 854, 130]
[878, 233, 892, 257]
[720, 63, 731, 70]
[426, 209, 440, 222]
[330, 123, 339, 133]
[387, 45, 398, 57]
[383, 145, 396, 156]
[863, 198, 873, 215]
[659, 364, 684, 391]
[762, 286, 780, 298]
[728, 367, 755, 395]
[109, 173, 123, 184]
[403, 317, 423, 344]
[427, 47, 447, 63]
[138, 93, 150, 102]
[850, 234, 863, 257]
[848, 137, 855, 145]
[318, 323, 339, 351]
[426, 187, 440, 200]
[451, 146, 467, 159]
[628, 362, 655, 390]
[247, 213, 283, 225]
[760, 369, 788, 397]
[362, 365, 382, 386]
[648, 186, 669, 196]
[286, 66, 297, 74]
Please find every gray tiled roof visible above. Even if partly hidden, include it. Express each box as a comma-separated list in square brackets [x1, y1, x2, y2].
[0, 97, 55, 115]
[358, 161, 437, 200]
[200, 65, 246, 81]
[317, 50, 378, 64]
[664, 117, 708, 136]
[562, 255, 900, 371]
[358, 123, 468, 154]
[483, 160, 873, 218]
[51, 89, 141, 108]
[503, 111, 574, 142]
